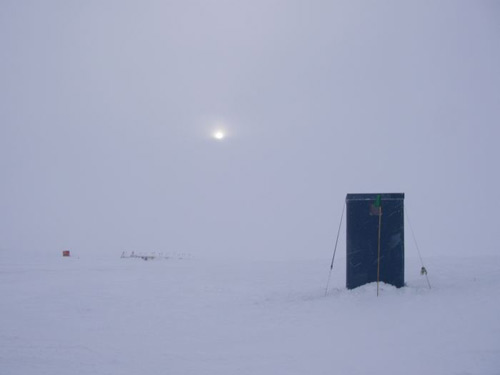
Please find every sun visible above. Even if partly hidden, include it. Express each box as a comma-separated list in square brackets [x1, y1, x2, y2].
[213, 131, 225, 140]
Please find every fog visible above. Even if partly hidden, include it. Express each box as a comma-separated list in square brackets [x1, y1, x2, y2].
[1, 1, 499, 260]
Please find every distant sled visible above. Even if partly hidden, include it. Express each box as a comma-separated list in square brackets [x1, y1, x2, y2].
[120, 251, 190, 261]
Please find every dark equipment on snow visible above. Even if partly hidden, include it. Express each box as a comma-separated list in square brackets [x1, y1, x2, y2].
[346, 193, 405, 290]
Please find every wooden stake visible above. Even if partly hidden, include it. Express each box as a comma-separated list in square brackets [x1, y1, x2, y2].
[377, 206, 382, 297]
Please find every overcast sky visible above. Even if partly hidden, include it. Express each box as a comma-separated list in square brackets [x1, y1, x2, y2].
[1, 1, 499, 260]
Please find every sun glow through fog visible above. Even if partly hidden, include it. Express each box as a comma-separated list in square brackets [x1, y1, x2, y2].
[213, 131, 225, 140]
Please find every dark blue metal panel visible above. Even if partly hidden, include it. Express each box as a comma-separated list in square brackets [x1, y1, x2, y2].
[346, 193, 405, 289]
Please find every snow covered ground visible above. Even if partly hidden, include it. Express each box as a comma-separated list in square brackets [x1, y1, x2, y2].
[1, 251, 499, 375]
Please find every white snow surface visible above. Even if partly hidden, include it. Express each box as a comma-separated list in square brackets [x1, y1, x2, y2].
[1, 251, 499, 375]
